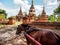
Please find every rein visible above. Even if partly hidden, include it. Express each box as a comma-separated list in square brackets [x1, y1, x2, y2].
[24, 32, 42, 45]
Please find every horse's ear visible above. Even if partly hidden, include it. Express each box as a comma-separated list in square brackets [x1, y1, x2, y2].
[16, 28, 21, 35]
[16, 30, 18, 35]
[16, 25, 21, 35]
[18, 25, 21, 27]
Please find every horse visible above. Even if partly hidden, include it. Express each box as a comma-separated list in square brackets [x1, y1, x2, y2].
[16, 24, 60, 45]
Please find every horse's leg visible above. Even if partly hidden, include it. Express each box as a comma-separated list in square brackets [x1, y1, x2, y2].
[27, 39, 30, 45]
[26, 37, 35, 45]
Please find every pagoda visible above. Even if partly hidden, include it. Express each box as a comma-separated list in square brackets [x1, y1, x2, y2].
[29, 0, 36, 16]
[16, 7, 23, 21]
[28, 0, 36, 22]
[38, 7, 48, 22]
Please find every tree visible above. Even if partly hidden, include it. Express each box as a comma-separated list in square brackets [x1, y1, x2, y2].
[54, 5, 60, 22]
[48, 15, 56, 22]
[0, 9, 7, 19]
[54, 5, 60, 15]
[57, 15, 60, 22]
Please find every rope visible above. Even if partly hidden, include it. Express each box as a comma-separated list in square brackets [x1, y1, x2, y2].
[25, 33, 42, 45]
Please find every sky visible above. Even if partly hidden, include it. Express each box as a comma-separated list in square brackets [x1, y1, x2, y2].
[0, 0, 60, 17]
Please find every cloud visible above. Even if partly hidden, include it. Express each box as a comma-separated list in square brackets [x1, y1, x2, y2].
[48, 0, 58, 5]
[6, 8, 19, 17]
[14, 0, 28, 6]
[57, 0, 60, 1]
[0, 2, 19, 17]
[35, 5, 43, 15]
[0, 0, 59, 17]
[0, 2, 4, 9]
[13, 0, 59, 16]
[13, 0, 43, 15]
[57, 0, 60, 4]
[46, 4, 59, 15]
[44, 0, 59, 15]
[0, 2, 3, 6]
[13, 0, 30, 13]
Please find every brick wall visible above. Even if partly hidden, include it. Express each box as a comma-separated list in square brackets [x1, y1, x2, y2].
[29, 22, 60, 29]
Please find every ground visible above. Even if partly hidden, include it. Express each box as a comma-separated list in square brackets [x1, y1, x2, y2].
[0, 25, 27, 45]
[0, 25, 60, 45]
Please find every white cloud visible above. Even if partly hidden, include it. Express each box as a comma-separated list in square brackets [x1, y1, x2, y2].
[0, 2, 4, 9]
[44, 0, 58, 5]
[13, 0, 43, 15]
[35, 5, 43, 15]
[0, 2, 3, 6]
[44, 0, 59, 15]
[13, 0, 30, 14]
[14, 0, 28, 5]
[13, 0, 59, 16]
[0, 2, 19, 17]
[6, 8, 19, 17]
[48, 0, 58, 5]
[0, 0, 59, 17]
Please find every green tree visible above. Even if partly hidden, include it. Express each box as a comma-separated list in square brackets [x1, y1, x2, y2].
[0, 9, 7, 19]
[57, 15, 60, 22]
[54, 5, 60, 22]
[54, 5, 60, 15]
[48, 15, 56, 22]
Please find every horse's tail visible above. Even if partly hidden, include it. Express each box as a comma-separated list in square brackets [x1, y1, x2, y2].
[54, 33, 60, 45]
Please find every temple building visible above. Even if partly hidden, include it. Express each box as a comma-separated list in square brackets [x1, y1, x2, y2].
[38, 7, 48, 22]
[8, 17, 16, 25]
[16, 0, 48, 23]
[16, 7, 23, 22]
[28, 0, 36, 23]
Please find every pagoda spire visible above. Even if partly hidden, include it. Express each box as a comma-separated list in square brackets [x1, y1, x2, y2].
[18, 6, 23, 15]
[32, 0, 34, 6]
[42, 6, 46, 15]
[30, 0, 34, 9]
[29, 0, 35, 15]
[16, 6, 23, 21]
[38, 6, 48, 22]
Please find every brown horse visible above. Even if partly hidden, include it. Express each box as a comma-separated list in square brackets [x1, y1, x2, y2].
[16, 24, 60, 45]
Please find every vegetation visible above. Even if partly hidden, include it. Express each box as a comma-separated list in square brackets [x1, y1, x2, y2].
[0, 14, 5, 19]
[48, 15, 57, 22]
[57, 15, 60, 22]
[46, 5, 60, 22]
[54, 5, 60, 15]
[0, 9, 7, 19]
[13, 21, 22, 26]
[0, 24, 4, 28]
[54, 5, 60, 22]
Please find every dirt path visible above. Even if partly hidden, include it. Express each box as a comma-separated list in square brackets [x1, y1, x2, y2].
[0, 25, 27, 45]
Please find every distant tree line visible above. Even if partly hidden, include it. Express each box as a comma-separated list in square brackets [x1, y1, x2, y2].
[0, 9, 7, 19]
[46, 4, 60, 22]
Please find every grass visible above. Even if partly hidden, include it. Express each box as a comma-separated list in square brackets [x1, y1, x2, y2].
[0, 21, 22, 29]
[8, 21, 22, 27]
[0, 24, 4, 28]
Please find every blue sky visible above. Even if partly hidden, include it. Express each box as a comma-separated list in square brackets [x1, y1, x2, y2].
[0, 0, 59, 17]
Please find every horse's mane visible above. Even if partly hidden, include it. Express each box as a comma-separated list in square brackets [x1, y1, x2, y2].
[25, 26, 52, 34]
[25, 27, 40, 33]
